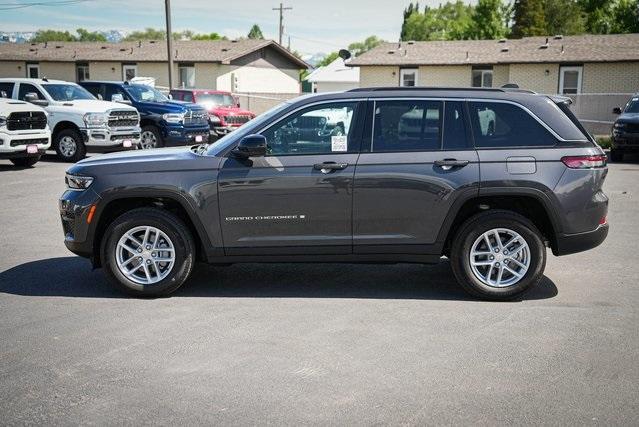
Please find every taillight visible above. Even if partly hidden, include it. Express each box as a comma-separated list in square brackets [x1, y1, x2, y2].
[561, 155, 607, 169]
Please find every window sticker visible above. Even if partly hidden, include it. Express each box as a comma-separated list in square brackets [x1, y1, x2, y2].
[331, 135, 347, 152]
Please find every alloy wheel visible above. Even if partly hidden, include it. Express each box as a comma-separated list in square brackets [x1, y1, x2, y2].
[469, 228, 531, 288]
[140, 131, 158, 149]
[115, 226, 176, 285]
[59, 136, 77, 158]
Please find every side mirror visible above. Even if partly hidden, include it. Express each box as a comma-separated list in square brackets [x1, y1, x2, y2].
[0, 90, 7, 98]
[612, 107, 622, 115]
[24, 92, 48, 107]
[111, 94, 131, 104]
[231, 134, 267, 159]
[97, 93, 103, 100]
[168, 94, 173, 100]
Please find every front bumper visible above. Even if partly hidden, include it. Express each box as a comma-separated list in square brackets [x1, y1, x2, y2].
[164, 124, 210, 146]
[554, 223, 609, 256]
[81, 126, 141, 149]
[210, 123, 241, 135]
[59, 188, 101, 259]
[0, 130, 51, 156]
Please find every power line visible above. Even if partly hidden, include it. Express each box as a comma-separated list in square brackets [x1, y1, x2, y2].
[0, 0, 93, 11]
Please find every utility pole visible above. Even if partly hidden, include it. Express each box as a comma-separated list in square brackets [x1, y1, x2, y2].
[165, 0, 174, 89]
[272, 2, 292, 46]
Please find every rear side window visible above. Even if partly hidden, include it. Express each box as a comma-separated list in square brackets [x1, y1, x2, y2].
[443, 101, 469, 150]
[373, 100, 442, 152]
[0, 82, 14, 98]
[468, 101, 556, 148]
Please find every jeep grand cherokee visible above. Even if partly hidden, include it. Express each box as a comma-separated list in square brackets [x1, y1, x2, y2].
[59, 87, 609, 300]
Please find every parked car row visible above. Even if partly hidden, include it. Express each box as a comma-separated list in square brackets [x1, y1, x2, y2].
[0, 77, 255, 165]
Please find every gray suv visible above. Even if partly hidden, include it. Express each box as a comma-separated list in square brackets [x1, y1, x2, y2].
[59, 88, 609, 300]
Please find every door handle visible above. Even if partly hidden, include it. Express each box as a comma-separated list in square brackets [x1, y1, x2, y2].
[313, 162, 349, 174]
[434, 159, 469, 171]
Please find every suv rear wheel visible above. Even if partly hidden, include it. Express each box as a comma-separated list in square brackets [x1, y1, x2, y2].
[101, 208, 196, 296]
[450, 210, 547, 300]
[54, 128, 86, 162]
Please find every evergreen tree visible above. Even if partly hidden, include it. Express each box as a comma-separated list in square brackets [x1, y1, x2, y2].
[511, 0, 548, 37]
[544, 0, 586, 35]
[247, 24, 264, 40]
[401, 2, 420, 40]
[468, 0, 509, 39]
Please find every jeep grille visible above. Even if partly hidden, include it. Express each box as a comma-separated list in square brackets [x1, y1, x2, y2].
[224, 115, 252, 125]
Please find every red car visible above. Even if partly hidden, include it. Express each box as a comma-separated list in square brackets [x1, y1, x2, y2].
[170, 89, 255, 137]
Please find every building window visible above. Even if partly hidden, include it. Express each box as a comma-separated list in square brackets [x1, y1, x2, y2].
[178, 64, 195, 88]
[472, 66, 493, 88]
[122, 64, 137, 81]
[400, 68, 418, 87]
[26, 63, 39, 79]
[76, 63, 90, 82]
[559, 66, 582, 95]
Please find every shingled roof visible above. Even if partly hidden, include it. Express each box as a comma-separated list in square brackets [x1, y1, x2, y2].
[348, 34, 639, 66]
[0, 38, 309, 68]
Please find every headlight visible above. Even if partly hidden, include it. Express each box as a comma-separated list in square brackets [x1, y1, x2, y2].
[163, 113, 185, 124]
[83, 112, 108, 127]
[65, 173, 94, 190]
[614, 122, 626, 129]
[0, 116, 6, 128]
[209, 114, 221, 124]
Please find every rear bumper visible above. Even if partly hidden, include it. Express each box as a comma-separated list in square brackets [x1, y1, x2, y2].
[554, 223, 609, 256]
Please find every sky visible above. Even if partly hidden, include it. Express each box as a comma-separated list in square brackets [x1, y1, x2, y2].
[0, 0, 467, 54]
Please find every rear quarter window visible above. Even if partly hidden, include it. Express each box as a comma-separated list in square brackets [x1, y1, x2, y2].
[468, 101, 557, 148]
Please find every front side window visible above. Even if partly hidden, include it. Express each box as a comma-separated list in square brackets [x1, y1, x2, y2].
[559, 66, 582, 95]
[472, 67, 493, 88]
[400, 69, 418, 87]
[17, 83, 45, 101]
[42, 84, 95, 101]
[123, 64, 137, 81]
[468, 101, 556, 148]
[178, 65, 195, 88]
[182, 92, 194, 102]
[104, 85, 128, 102]
[261, 102, 357, 156]
[625, 97, 639, 114]
[373, 100, 442, 152]
[0, 82, 14, 98]
[124, 84, 168, 102]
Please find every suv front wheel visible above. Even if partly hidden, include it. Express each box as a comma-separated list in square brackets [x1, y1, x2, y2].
[101, 208, 196, 296]
[450, 210, 547, 300]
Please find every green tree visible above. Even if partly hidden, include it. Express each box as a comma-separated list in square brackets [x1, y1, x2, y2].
[468, 0, 510, 39]
[402, 2, 473, 41]
[123, 28, 167, 41]
[348, 35, 384, 56]
[247, 24, 264, 39]
[401, 2, 420, 40]
[31, 29, 76, 43]
[76, 28, 107, 42]
[316, 51, 339, 67]
[544, 0, 586, 35]
[610, 0, 639, 33]
[511, 0, 547, 37]
[190, 32, 226, 40]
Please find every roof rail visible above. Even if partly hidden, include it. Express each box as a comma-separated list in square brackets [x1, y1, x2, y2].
[347, 86, 507, 93]
[347, 86, 537, 94]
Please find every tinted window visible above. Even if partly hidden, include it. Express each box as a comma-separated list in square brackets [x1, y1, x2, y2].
[373, 100, 442, 152]
[261, 102, 358, 156]
[468, 101, 556, 148]
[104, 85, 128, 102]
[182, 92, 194, 103]
[42, 84, 94, 101]
[17, 83, 45, 101]
[0, 82, 14, 98]
[443, 101, 469, 149]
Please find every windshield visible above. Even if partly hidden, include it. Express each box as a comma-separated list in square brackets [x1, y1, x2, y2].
[625, 97, 639, 114]
[43, 84, 95, 101]
[198, 93, 236, 107]
[125, 85, 168, 103]
[206, 101, 292, 156]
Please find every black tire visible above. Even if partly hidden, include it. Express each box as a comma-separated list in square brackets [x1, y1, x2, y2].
[450, 210, 547, 301]
[101, 208, 196, 297]
[53, 128, 86, 162]
[10, 156, 40, 167]
[609, 149, 623, 163]
[140, 125, 164, 149]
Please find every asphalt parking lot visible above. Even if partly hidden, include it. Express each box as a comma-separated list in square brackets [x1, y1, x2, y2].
[1, 154, 638, 425]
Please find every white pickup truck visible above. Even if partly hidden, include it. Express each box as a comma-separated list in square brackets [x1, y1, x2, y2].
[0, 97, 51, 167]
[0, 78, 141, 162]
